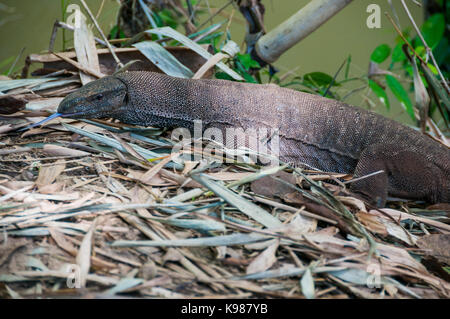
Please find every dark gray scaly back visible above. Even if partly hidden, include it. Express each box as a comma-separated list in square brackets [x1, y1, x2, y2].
[115, 71, 449, 175]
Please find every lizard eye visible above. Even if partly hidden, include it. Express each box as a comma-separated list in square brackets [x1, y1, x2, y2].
[94, 93, 103, 101]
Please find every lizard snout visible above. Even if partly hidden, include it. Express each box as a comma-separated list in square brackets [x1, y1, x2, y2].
[57, 95, 88, 117]
[57, 76, 128, 119]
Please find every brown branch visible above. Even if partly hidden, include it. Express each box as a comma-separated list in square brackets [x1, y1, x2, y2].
[50, 52, 105, 78]
[384, 12, 426, 66]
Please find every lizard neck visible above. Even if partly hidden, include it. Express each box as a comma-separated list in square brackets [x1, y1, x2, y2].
[116, 72, 237, 130]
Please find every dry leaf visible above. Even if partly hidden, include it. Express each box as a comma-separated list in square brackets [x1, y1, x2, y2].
[417, 234, 450, 265]
[35, 160, 66, 190]
[277, 213, 317, 238]
[126, 168, 171, 186]
[42, 144, 90, 157]
[207, 171, 253, 181]
[356, 211, 389, 236]
[38, 182, 64, 194]
[336, 195, 367, 212]
[140, 154, 178, 184]
[357, 210, 417, 246]
[76, 218, 98, 288]
[246, 240, 279, 275]
[181, 161, 198, 175]
[49, 227, 78, 255]
[73, 10, 100, 84]
[162, 248, 183, 263]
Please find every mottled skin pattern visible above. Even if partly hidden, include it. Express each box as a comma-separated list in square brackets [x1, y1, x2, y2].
[58, 71, 450, 206]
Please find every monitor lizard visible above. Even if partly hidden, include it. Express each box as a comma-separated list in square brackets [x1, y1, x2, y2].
[56, 71, 450, 207]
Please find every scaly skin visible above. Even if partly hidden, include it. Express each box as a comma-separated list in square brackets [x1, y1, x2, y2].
[58, 71, 450, 206]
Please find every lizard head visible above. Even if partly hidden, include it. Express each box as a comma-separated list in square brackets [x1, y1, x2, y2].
[57, 76, 128, 119]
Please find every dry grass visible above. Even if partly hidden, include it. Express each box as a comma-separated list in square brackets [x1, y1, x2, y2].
[0, 110, 449, 299]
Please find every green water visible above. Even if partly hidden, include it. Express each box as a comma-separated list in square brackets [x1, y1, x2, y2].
[0, 0, 423, 124]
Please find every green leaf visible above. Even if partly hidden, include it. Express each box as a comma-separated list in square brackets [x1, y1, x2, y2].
[215, 72, 235, 81]
[419, 13, 445, 49]
[369, 80, 390, 110]
[404, 64, 414, 77]
[385, 75, 415, 121]
[427, 63, 438, 75]
[433, 36, 448, 66]
[212, 35, 222, 53]
[215, 72, 234, 81]
[182, 0, 199, 7]
[241, 71, 257, 83]
[0, 56, 15, 73]
[415, 46, 426, 59]
[391, 42, 406, 63]
[344, 55, 352, 79]
[236, 53, 260, 70]
[444, 267, 450, 275]
[188, 21, 226, 39]
[151, 10, 164, 27]
[197, 31, 223, 45]
[159, 9, 178, 29]
[370, 44, 391, 63]
[108, 25, 125, 39]
[235, 61, 257, 83]
[303, 72, 334, 87]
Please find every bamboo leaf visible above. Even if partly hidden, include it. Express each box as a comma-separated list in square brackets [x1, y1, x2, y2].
[0, 78, 58, 93]
[404, 47, 430, 130]
[111, 233, 269, 247]
[246, 240, 279, 274]
[236, 266, 344, 280]
[133, 41, 194, 78]
[385, 75, 415, 121]
[191, 173, 283, 229]
[227, 164, 287, 189]
[105, 278, 143, 295]
[329, 268, 371, 285]
[369, 79, 390, 109]
[145, 27, 244, 81]
[300, 268, 315, 299]
[419, 13, 445, 49]
[420, 62, 450, 113]
[392, 42, 406, 63]
[303, 72, 335, 87]
[147, 216, 226, 232]
[370, 44, 391, 63]
[76, 218, 98, 288]
[61, 123, 182, 169]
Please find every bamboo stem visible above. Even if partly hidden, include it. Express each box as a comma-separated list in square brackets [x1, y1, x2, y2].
[255, 0, 353, 63]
